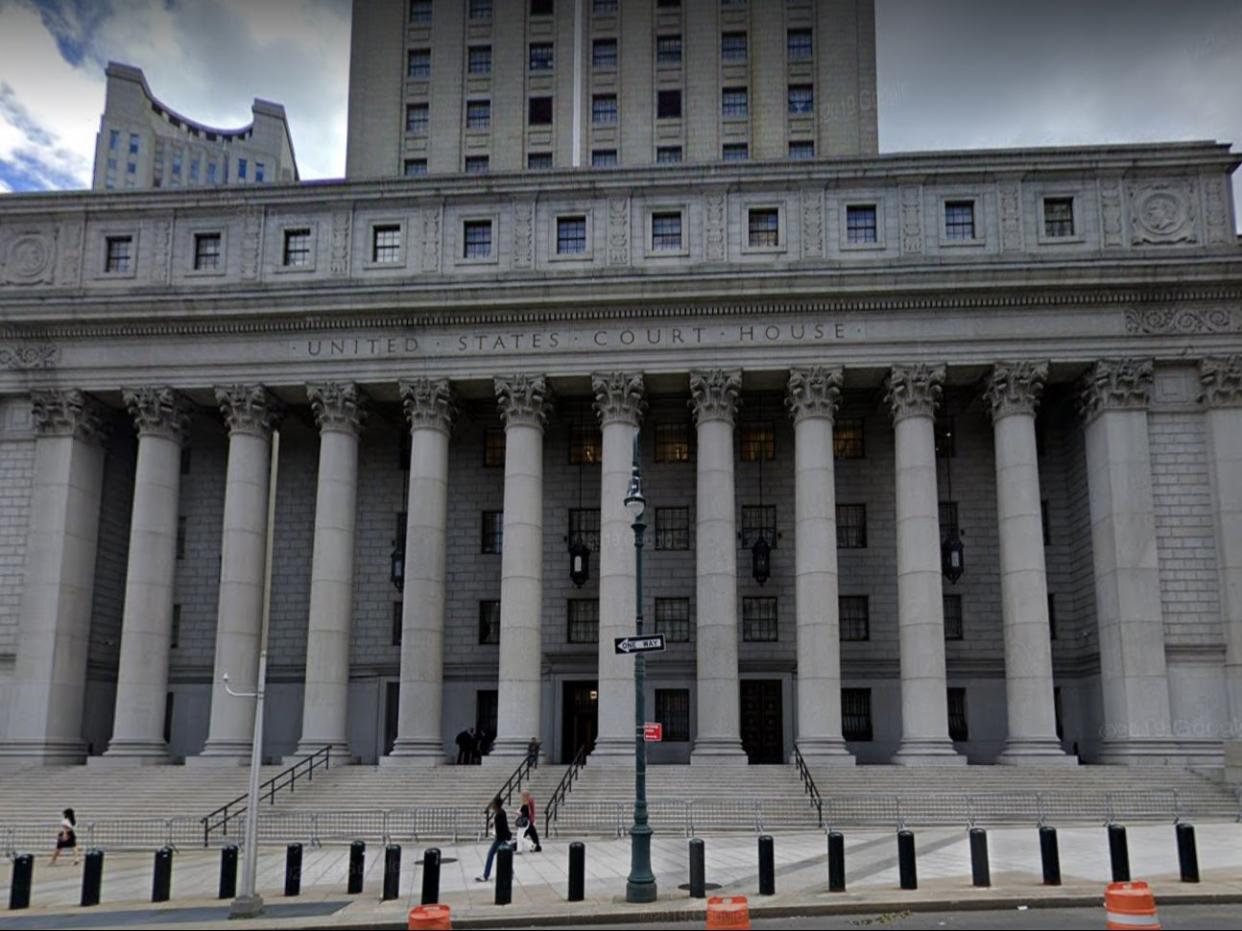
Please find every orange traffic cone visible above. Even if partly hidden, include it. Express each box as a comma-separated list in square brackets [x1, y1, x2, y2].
[705, 895, 751, 930]
[1105, 881, 1160, 929]
[408, 903, 452, 930]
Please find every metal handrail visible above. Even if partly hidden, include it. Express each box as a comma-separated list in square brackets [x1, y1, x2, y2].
[199, 744, 332, 846]
[791, 744, 824, 828]
[544, 744, 589, 837]
[485, 753, 536, 836]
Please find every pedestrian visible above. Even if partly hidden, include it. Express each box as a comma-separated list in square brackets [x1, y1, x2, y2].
[518, 789, 542, 852]
[455, 727, 473, 765]
[525, 736, 540, 769]
[50, 808, 78, 865]
[476, 795, 512, 882]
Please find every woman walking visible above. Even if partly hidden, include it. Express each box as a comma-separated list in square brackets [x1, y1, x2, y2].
[476, 795, 512, 882]
[519, 789, 542, 852]
[49, 808, 78, 865]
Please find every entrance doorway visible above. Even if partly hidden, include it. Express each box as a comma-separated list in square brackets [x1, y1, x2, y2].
[384, 681, 399, 757]
[562, 681, 598, 764]
[740, 679, 783, 764]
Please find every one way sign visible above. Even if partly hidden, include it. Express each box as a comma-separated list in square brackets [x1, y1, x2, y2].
[614, 635, 666, 655]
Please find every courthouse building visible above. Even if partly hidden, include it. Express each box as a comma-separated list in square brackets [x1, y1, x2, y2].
[0, 0, 1240, 772]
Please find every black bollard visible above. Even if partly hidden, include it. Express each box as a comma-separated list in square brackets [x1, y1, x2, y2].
[897, 830, 917, 890]
[969, 827, 990, 888]
[758, 834, 775, 896]
[382, 845, 401, 901]
[1039, 826, 1061, 886]
[1176, 823, 1200, 883]
[9, 854, 33, 910]
[81, 849, 104, 907]
[827, 831, 846, 893]
[347, 841, 365, 894]
[495, 843, 513, 906]
[152, 846, 173, 903]
[421, 847, 442, 905]
[567, 842, 585, 902]
[1108, 823, 1130, 882]
[688, 838, 706, 899]
[218, 845, 238, 900]
[284, 843, 302, 897]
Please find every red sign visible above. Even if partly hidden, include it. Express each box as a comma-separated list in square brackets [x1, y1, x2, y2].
[643, 723, 663, 742]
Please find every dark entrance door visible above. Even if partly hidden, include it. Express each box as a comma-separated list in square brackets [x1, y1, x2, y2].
[740, 680, 783, 764]
[384, 682, 400, 757]
[562, 681, 598, 764]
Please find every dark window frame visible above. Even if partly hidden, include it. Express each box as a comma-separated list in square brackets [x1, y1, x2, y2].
[836, 503, 868, 549]
[839, 595, 870, 641]
[567, 598, 599, 644]
[481, 510, 504, 553]
[479, 600, 501, 644]
[654, 506, 690, 550]
[742, 596, 778, 642]
[655, 689, 691, 741]
[654, 598, 691, 643]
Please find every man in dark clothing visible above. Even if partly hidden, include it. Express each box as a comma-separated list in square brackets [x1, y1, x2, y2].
[455, 728, 473, 765]
[477, 795, 512, 882]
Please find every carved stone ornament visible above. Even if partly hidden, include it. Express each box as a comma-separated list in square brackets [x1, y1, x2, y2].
[1130, 180, 1197, 245]
[607, 197, 629, 266]
[399, 377, 456, 433]
[1124, 305, 1236, 335]
[122, 387, 192, 442]
[0, 341, 59, 369]
[786, 366, 843, 424]
[494, 374, 551, 430]
[513, 201, 534, 269]
[1199, 356, 1242, 409]
[3, 231, 57, 285]
[983, 361, 1049, 421]
[307, 382, 367, 435]
[30, 389, 108, 443]
[688, 369, 742, 426]
[592, 372, 646, 427]
[214, 384, 285, 437]
[1076, 358, 1153, 422]
[899, 184, 923, 255]
[883, 363, 944, 423]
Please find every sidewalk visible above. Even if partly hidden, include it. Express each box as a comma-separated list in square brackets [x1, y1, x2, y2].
[2, 822, 1241, 929]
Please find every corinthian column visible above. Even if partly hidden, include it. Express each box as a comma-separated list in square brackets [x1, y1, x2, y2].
[689, 369, 747, 765]
[885, 364, 964, 765]
[985, 363, 1074, 765]
[488, 375, 551, 765]
[0, 391, 107, 767]
[99, 388, 192, 765]
[787, 367, 853, 765]
[590, 372, 646, 765]
[387, 378, 456, 766]
[294, 383, 366, 760]
[193, 385, 284, 765]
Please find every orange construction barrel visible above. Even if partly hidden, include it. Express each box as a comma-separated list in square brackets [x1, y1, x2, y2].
[408, 903, 453, 930]
[705, 895, 751, 930]
[1105, 881, 1161, 930]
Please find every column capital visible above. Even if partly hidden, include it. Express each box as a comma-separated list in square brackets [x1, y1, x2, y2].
[399, 377, 457, 434]
[1076, 358, 1153, 423]
[984, 361, 1049, 422]
[786, 366, 843, 424]
[1199, 355, 1242, 409]
[214, 384, 284, 438]
[30, 389, 109, 444]
[121, 387, 193, 443]
[495, 374, 552, 430]
[307, 382, 367, 436]
[883, 363, 944, 423]
[591, 371, 646, 427]
[689, 369, 741, 426]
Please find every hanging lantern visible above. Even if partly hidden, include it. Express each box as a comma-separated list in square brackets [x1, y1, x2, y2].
[941, 529, 964, 584]
[390, 539, 406, 593]
[570, 537, 590, 587]
[751, 535, 772, 586]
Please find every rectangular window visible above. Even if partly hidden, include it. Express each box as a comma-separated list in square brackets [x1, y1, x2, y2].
[109, 128, 119, 149]
[748, 208, 779, 247]
[463, 220, 493, 258]
[408, 48, 430, 79]
[593, 38, 617, 69]
[655, 507, 690, 550]
[944, 200, 975, 240]
[656, 145, 683, 164]
[468, 46, 492, 75]
[948, 688, 969, 741]
[105, 235, 133, 273]
[283, 229, 311, 267]
[467, 99, 491, 129]
[657, 89, 682, 119]
[205, 162, 216, 183]
[846, 205, 878, 244]
[839, 596, 870, 641]
[591, 149, 618, 168]
[568, 508, 601, 551]
[176, 515, 187, 559]
[531, 0, 554, 14]
[129, 132, 140, 154]
[529, 42, 554, 71]
[479, 600, 501, 644]
[372, 225, 402, 263]
[651, 211, 682, 250]
[189, 158, 200, 181]
[787, 28, 813, 59]
[528, 152, 553, 169]
[469, 0, 493, 20]
[833, 419, 864, 459]
[406, 103, 429, 134]
[557, 216, 587, 255]
[481, 510, 504, 553]
[943, 593, 963, 640]
[237, 157, 247, 179]
[788, 84, 814, 114]
[656, 689, 691, 741]
[567, 599, 599, 644]
[740, 421, 775, 461]
[1044, 197, 1074, 238]
[655, 599, 690, 643]
[592, 94, 618, 125]
[788, 140, 814, 160]
[392, 601, 403, 646]
[655, 422, 691, 462]
[721, 32, 747, 61]
[409, 0, 432, 23]
[193, 233, 221, 270]
[404, 159, 428, 176]
[657, 34, 682, 65]
[657, 0, 680, 6]
[528, 96, 553, 125]
[170, 604, 181, 649]
[842, 689, 872, 741]
[939, 501, 959, 539]
[721, 143, 746, 161]
[484, 427, 506, 466]
[1048, 592, 1057, 641]
[742, 597, 778, 642]
[836, 503, 867, 548]
[722, 87, 748, 118]
[254, 162, 265, 183]
[465, 155, 489, 174]
[593, 0, 617, 11]
[739, 505, 776, 549]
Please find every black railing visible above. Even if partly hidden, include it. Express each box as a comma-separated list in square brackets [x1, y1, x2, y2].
[792, 744, 824, 828]
[484, 753, 537, 836]
[200, 745, 332, 847]
[544, 744, 589, 838]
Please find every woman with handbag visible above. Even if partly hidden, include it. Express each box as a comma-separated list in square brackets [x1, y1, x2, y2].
[50, 808, 78, 865]
[519, 790, 542, 852]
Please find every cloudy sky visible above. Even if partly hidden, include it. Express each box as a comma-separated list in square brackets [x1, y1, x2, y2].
[0, 0, 1240, 225]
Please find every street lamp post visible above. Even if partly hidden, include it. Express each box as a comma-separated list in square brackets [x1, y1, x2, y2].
[623, 432, 657, 903]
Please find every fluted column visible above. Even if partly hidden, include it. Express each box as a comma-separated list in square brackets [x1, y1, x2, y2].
[591, 372, 646, 764]
[1079, 359, 1174, 763]
[294, 383, 366, 760]
[488, 375, 551, 764]
[787, 367, 854, 765]
[193, 385, 283, 765]
[985, 363, 1075, 766]
[689, 369, 747, 765]
[387, 378, 456, 766]
[0, 391, 107, 767]
[885, 364, 964, 765]
[98, 388, 192, 765]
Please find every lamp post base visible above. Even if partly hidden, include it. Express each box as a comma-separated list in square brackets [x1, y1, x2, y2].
[229, 893, 265, 919]
[625, 823, 658, 903]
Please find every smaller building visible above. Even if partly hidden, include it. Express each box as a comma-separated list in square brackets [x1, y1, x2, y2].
[92, 62, 298, 192]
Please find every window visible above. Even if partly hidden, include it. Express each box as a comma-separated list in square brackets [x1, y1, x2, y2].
[109, 129, 119, 150]
[171, 152, 182, 176]
[484, 428, 506, 466]
[467, 100, 491, 129]
[657, 0, 680, 6]
[469, 0, 493, 20]
[939, 501, 959, 539]
[655, 599, 690, 643]
[593, 0, 617, 11]
[408, 48, 430, 79]
[528, 152, 553, 169]
[836, 504, 867, 548]
[591, 149, 618, 168]
[839, 596, 869, 641]
[842, 689, 872, 741]
[254, 162, 265, 183]
[568, 508, 601, 551]
[593, 39, 617, 69]
[944, 200, 975, 240]
[1044, 197, 1074, 238]
[748, 209, 779, 248]
[833, 419, 864, 458]
[722, 143, 748, 162]
[105, 235, 133, 273]
[392, 601, 403, 646]
[1048, 593, 1057, 641]
[531, 0, 554, 14]
[463, 220, 493, 258]
[740, 421, 775, 461]
[788, 141, 814, 160]
[846, 205, 878, 244]
[569, 423, 601, 463]
[189, 158, 200, 182]
[465, 156, 489, 174]
[468, 46, 492, 75]
[722, 88, 748, 118]
[128, 133, 139, 155]
[948, 688, 968, 741]
[479, 600, 501, 644]
[742, 597, 778, 641]
[788, 84, 814, 115]
[170, 604, 181, 649]
[657, 90, 682, 119]
[656, 146, 683, 164]
[409, 0, 432, 23]
[176, 516, 187, 558]
[655, 422, 691, 461]
[193, 233, 221, 271]
[529, 42, 554, 70]
[943, 593, 963, 640]
[592, 94, 618, 125]
[406, 103, 429, 134]
[237, 157, 247, 180]
[657, 34, 682, 65]
[481, 510, 504, 553]
[721, 32, 747, 61]
[528, 96, 553, 125]
[935, 416, 955, 458]
[788, 28, 812, 59]
[740, 505, 776, 549]
[656, 689, 690, 741]
[567, 599, 599, 643]
[655, 507, 690, 550]
[651, 211, 682, 250]
[283, 229, 311, 267]
[404, 159, 428, 176]
[722, 0, 746, 7]
[557, 216, 587, 255]
[372, 225, 402, 263]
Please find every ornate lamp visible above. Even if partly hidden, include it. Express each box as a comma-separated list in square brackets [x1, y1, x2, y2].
[751, 535, 772, 586]
[939, 418, 965, 584]
[569, 537, 590, 587]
